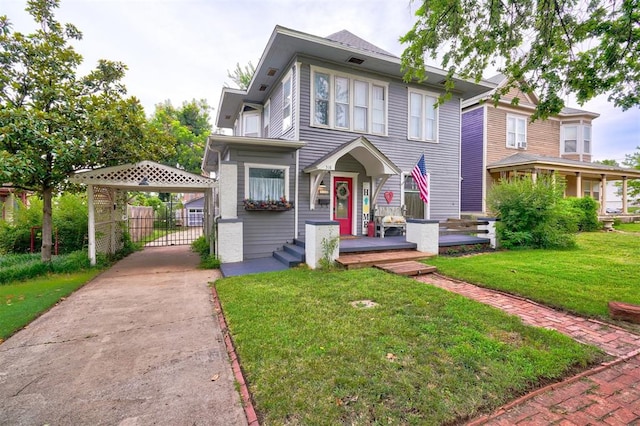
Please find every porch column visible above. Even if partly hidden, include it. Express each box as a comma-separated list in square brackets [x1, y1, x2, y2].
[219, 161, 238, 219]
[531, 169, 537, 183]
[87, 184, 96, 266]
[622, 176, 628, 214]
[217, 218, 243, 263]
[305, 220, 340, 269]
[600, 174, 607, 215]
[406, 219, 439, 254]
[575, 172, 582, 198]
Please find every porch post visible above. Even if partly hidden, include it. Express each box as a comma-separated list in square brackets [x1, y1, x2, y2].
[87, 184, 96, 266]
[531, 169, 537, 183]
[219, 161, 238, 219]
[622, 176, 628, 214]
[305, 220, 339, 269]
[575, 172, 582, 198]
[600, 174, 607, 215]
[406, 219, 439, 254]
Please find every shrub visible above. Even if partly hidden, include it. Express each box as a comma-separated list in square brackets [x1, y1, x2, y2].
[561, 197, 600, 231]
[191, 236, 220, 269]
[487, 174, 576, 249]
[53, 193, 89, 253]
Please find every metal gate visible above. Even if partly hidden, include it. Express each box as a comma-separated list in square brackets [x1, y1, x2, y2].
[128, 199, 203, 247]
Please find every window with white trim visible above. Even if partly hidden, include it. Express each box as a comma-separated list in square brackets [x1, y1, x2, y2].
[402, 173, 425, 219]
[561, 124, 591, 155]
[263, 100, 270, 137]
[244, 163, 289, 201]
[242, 112, 260, 137]
[282, 72, 292, 131]
[310, 66, 387, 135]
[408, 90, 438, 142]
[506, 114, 527, 149]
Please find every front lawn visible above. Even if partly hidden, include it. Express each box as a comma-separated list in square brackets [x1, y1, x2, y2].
[429, 232, 639, 320]
[615, 222, 640, 232]
[216, 268, 603, 425]
[0, 270, 102, 340]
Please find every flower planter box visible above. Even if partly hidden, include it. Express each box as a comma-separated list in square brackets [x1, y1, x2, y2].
[243, 200, 294, 211]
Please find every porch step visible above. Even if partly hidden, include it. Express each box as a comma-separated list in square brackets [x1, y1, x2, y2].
[336, 250, 435, 270]
[273, 243, 305, 267]
[374, 261, 437, 277]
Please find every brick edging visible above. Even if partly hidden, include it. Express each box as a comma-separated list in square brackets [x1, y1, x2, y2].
[211, 285, 259, 426]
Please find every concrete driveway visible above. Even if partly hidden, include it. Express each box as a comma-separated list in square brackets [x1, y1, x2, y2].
[0, 246, 248, 426]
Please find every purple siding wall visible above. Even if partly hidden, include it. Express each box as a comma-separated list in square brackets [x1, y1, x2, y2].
[461, 108, 484, 212]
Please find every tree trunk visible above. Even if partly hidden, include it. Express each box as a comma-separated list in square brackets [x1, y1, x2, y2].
[41, 186, 53, 262]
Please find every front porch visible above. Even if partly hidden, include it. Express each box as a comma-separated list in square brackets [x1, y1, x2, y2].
[219, 234, 491, 277]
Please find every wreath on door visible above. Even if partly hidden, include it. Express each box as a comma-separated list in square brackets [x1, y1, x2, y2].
[336, 184, 350, 200]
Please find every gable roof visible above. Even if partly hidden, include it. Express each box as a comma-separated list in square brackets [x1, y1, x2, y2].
[463, 74, 599, 119]
[216, 26, 497, 128]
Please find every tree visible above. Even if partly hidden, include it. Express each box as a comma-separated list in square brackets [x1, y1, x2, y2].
[0, 0, 172, 262]
[401, 0, 640, 120]
[226, 61, 255, 90]
[623, 147, 640, 201]
[149, 99, 212, 174]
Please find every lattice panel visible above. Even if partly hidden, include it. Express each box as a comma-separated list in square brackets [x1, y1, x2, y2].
[92, 186, 126, 254]
[73, 161, 215, 187]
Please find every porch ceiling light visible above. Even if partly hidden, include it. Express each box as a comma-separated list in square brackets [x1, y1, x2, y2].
[139, 177, 149, 186]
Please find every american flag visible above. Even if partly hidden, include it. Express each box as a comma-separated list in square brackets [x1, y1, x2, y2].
[411, 154, 429, 204]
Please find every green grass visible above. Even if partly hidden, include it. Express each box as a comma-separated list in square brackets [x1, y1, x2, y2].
[0, 270, 102, 340]
[429, 232, 639, 320]
[216, 268, 604, 425]
[615, 222, 640, 232]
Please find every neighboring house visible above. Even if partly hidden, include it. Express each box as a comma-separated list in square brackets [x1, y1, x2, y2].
[461, 75, 640, 215]
[0, 186, 28, 223]
[202, 26, 496, 262]
[182, 196, 205, 227]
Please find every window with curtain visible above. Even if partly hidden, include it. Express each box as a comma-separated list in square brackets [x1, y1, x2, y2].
[335, 76, 350, 128]
[563, 126, 577, 153]
[248, 168, 286, 201]
[403, 175, 425, 219]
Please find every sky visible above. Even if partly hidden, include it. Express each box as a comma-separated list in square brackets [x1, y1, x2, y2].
[4, 0, 640, 163]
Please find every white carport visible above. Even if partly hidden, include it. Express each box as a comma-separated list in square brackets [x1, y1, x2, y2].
[69, 161, 217, 265]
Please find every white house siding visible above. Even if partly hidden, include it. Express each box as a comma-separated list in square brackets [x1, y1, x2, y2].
[295, 60, 462, 237]
[232, 147, 298, 259]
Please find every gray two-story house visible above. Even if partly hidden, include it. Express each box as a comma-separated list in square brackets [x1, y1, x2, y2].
[202, 26, 495, 263]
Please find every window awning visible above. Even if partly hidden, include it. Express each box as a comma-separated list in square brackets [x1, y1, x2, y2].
[303, 136, 400, 208]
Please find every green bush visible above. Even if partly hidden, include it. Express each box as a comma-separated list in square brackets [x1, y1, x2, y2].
[191, 236, 220, 269]
[487, 174, 576, 249]
[53, 193, 88, 253]
[0, 250, 96, 285]
[561, 197, 600, 231]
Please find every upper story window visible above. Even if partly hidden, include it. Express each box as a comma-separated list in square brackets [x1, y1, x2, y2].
[311, 66, 387, 136]
[241, 105, 261, 137]
[263, 100, 270, 138]
[282, 71, 292, 132]
[506, 114, 527, 149]
[562, 124, 591, 155]
[408, 89, 438, 142]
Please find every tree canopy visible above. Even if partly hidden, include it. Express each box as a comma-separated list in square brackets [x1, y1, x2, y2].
[623, 147, 640, 201]
[0, 0, 172, 261]
[149, 99, 212, 174]
[401, 0, 640, 119]
[226, 61, 255, 90]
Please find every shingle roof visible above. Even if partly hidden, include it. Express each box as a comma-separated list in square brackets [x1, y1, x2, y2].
[488, 153, 630, 173]
[325, 30, 397, 58]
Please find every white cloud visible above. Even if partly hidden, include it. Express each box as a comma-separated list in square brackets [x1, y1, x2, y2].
[4, 0, 639, 160]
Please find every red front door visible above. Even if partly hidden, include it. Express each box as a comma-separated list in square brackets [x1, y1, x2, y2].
[334, 177, 353, 235]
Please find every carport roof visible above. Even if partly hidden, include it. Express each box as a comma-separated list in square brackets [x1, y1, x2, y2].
[69, 161, 217, 193]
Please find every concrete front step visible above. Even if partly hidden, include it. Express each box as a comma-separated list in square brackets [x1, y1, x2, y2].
[336, 250, 435, 270]
[273, 250, 303, 267]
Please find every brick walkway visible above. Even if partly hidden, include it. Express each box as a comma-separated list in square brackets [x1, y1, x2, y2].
[415, 274, 640, 425]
